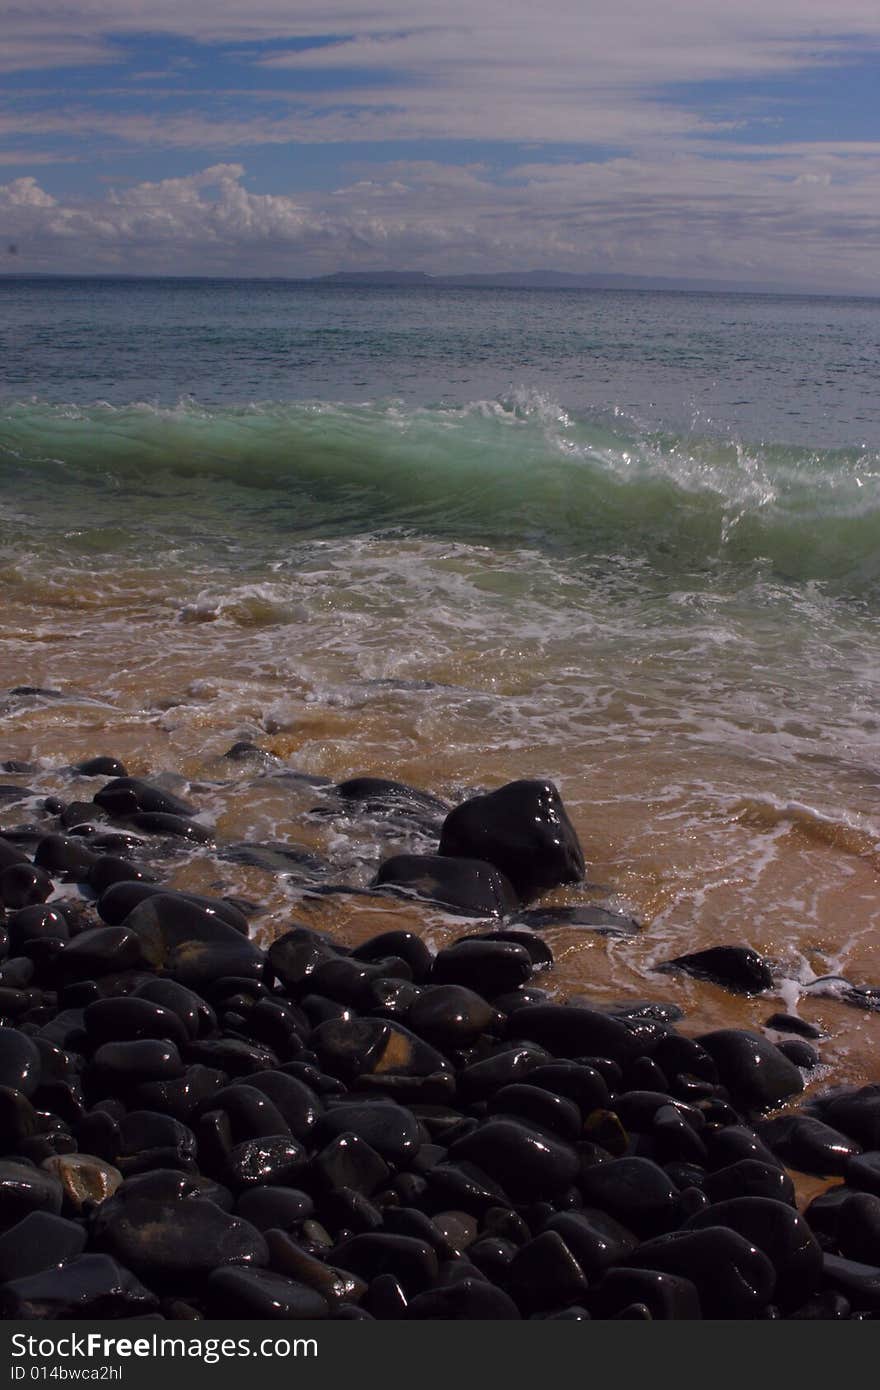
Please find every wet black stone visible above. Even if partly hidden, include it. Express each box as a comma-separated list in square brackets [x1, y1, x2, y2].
[525, 1061, 611, 1114]
[614, 1090, 700, 1130]
[89, 1039, 185, 1092]
[318, 1187, 383, 1238]
[350, 930, 434, 982]
[309, 956, 411, 1008]
[788, 1290, 851, 1319]
[8, 905, 71, 950]
[185, 1038, 279, 1076]
[332, 1233, 439, 1296]
[621, 1053, 670, 1092]
[132, 979, 216, 1040]
[506, 1004, 642, 1064]
[373, 853, 518, 918]
[765, 1013, 822, 1040]
[0, 1210, 86, 1281]
[84, 996, 189, 1050]
[0, 1084, 38, 1144]
[465, 929, 555, 971]
[487, 1083, 582, 1141]
[507, 1229, 589, 1312]
[457, 1045, 549, 1102]
[659, 946, 774, 995]
[758, 1114, 860, 1175]
[450, 1119, 578, 1200]
[93, 1194, 268, 1286]
[845, 1151, 880, 1197]
[467, 1235, 518, 1282]
[579, 1158, 679, 1237]
[1, 863, 54, 909]
[629, 1225, 776, 1316]
[221, 1135, 308, 1190]
[0, 1027, 41, 1096]
[94, 777, 196, 819]
[705, 1125, 780, 1171]
[0, 836, 29, 870]
[132, 1065, 227, 1123]
[821, 1254, 880, 1312]
[88, 856, 156, 895]
[312, 1016, 451, 1085]
[264, 1227, 368, 1305]
[364, 1272, 408, 1318]
[817, 1085, 880, 1148]
[431, 939, 533, 997]
[705, 1159, 796, 1206]
[543, 1208, 638, 1276]
[409, 1277, 521, 1319]
[590, 1267, 701, 1320]
[685, 1196, 822, 1309]
[316, 1101, 420, 1168]
[33, 834, 98, 880]
[199, 1082, 292, 1145]
[124, 895, 265, 988]
[334, 775, 449, 819]
[408, 985, 498, 1050]
[653, 1034, 719, 1084]
[99, 882, 249, 934]
[236, 1186, 314, 1232]
[115, 1110, 198, 1175]
[58, 926, 148, 979]
[312, 1132, 389, 1196]
[835, 1192, 880, 1265]
[362, 976, 422, 1023]
[652, 1106, 709, 1165]
[0, 955, 35, 989]
[439, 779, 584, 905]
[267, 928, 343, 993]
[0, 1160, 63, 1228]
[777, 1038, 819, 1069]
[0, 1253, 159, 1318]
[75, 757, 128, 777]
[696, 1029, 804, 1112]
[119, 1168, 233, 1210]
[205, 1264, 329, 1318]
[425, 1162, 510, 1215]
[245, 1071, 322, 1140]
[218, 840, 331, 878]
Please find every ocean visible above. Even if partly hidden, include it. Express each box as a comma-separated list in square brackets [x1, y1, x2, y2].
[2, 275, 880, 1089]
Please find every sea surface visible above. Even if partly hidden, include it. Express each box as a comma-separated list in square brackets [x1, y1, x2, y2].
[3, 275, 880, 1088]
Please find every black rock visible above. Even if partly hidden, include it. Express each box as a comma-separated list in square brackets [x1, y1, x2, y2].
[704, 1159, 796, 1206]
[407, 1277, 520, 1319]
[75, 757, 128, 777]
[93, 1194, 268, 1286]
[84, 996, 189, 1050]
[206, 1265, 329, 1318]
[116, 1110, 198, 1175]
[312, 1016, 451, 1085]
[821, 1254, 880, 1312]
[246, 1071, 323, 1141]
[199, 1082, 292, 1143]
[439, 779, 585, 904]
[758, 1115, 860, 1176]
[1, 863, 54, 909]
[457, 1045, 549, 1102]
[124, 895, 264, 988]
[787, 1291, 851, 1320]
[578, 1158, 679, 1237]
[373, 853, 518, 918]
[267, 929, 342, 993]
[487, 1083, 582, 1141]
[133, 978, 216, 1040]
[99, 882, 249, 933]
[658, 945, 774, 995]
[544, 1208, 638, 1276]
[221, 1135, 308, 1190]
[425, 1162, 510, 1215]
[350, 931, 434, 982]
[696, 1029, 804, 1112]
[684, 1196, 822, 1309]
[0, 1253, 159, 1318]
[450, 1119, 578, 1200]
[705, 1125, 780, 1171]
[834, 1191, 880, 1265]
[317, 1102, 421, 1169]
[776, 1038, 819, 1069]
[408, 985, 498, 1050]
[590, 1267, 701, 1320]
[0, 1160, 63, 1227]
[236, 1187, 314, 1232]
[817, 1085, 880, 1148]
[508, 1230, 589, 1313]
[264, 1228, 367, 1305]
[43, 1154, 123, 1212]
[132, 1065, 227, 1123]
[845, 1151, 880, 1197]
[58, 926, 148, 979]
[94, 776, 196, 818]
[332, 1233, 439, 1296]
[627, 1225, 776, 1316]
[765, 1013, 822, 1040]
[364, 1272, 408, 1319]
[431, 939, 533, 995]
[0, 1027, 42, 1095]
[506, 1004, 642, 1064]
[8, 904, 71, 949]
[88, 856, 156, 895]
[0, 1210, 86, 1281]
[185, 1039, 279, 1076]
[33, 834, 98, 880]
[311, 1133, 389, 1197]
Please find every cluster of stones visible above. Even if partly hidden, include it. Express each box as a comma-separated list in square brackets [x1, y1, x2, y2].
[1, 764, 880, 1320]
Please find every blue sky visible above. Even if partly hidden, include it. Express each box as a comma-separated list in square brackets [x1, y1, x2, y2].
[2, 1, 880, 289]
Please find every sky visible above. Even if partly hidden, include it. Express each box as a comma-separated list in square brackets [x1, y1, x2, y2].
[2, 1, 880, 291]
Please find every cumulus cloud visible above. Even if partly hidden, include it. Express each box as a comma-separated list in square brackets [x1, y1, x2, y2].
[2, 154, 880, 290]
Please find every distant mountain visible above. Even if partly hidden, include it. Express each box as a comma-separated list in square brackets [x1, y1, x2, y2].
[315, 267, 801, 294]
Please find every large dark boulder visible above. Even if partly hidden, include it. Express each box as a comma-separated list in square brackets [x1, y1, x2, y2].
[438, 779, 585, 904]
[372, 853, 518, 918]
[696, 1029, 804, 1112]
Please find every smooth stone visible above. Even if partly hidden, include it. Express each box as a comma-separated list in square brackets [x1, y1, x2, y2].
[198, 1083, 292, 1143]
[0, 1085, 38, 1143]
[267, 929, 343, 993]
[94, 776, 196, 818]
[758, 1114, 860, 1176]
[364, 1272, 408, 1319]
[88, 856, 156, 894]
[311, 1133, 390, 1196]
[579, 1158, 679, 1236]
[246, 1071, 323, 1141]
[236, 1187, 314, 1232]
[42, 1154, 122, 1211]
[185, 1039, 279, 1076]
[653, 1034, 718, 1083]
[487, 1083, 582, 1140]
[590, 1267, 701, 1320]
[0, 1210, 87, 1281]
[123, 896, 264, 987]
[628, 1226, 776, 1316]
[610, 999, 685, 1025]
[113, 1168, 232, 1209]
[308, 956, 411, 1007]
[544, 1208, 638, 1276]
[350, 930, 434, 982]
[431, 939, 532, 997]
[332, 1233, 439, 1296]
[0, 1253, 159, 1318]
[450, 1119, 578, 1200]
[317, 1188, 383, 1239]
[508, 1230, 589, 1312]
[264, 1228, 367, 1304]
[835, 1191, 880, 1265]
[845, 1151, 880, 1197]
[705, 1125, 780, 1171]
[817, 1085, 880, 1148]
[439, 779, 584, 904]
[89, 1039, 184, 1091]
[58, 926, 148, 979]
[765, 1013, 822, 1040]
[132, 978, 216, 1039]
[0, 836, 29, 869]
[84, 996, 189, 1049]
[0, 1160, 63, 1227]
[373, 852, 518, 918]
[33, 834, 98, 880]
[363, 976, 423, 1023]
[0, 956, 35, 989]
[221, 1136, 308, 1190]
[659, 945, 773, 995]
[465, 929, 554, 971]
[506, 1004, 642, 1064]
[776, 1038, 819, 1069]
[99, 882, 248, 934]
[217, 840, 330, 877]
[705, 1159, 796, 1206]
[821, 1253, 880, 1312]
[316, 1101, 420, 1168]
[206, 1264, 329, 1318]
[684, 1196, 822, 1309]
[93, 1194, 269, 1285]
[407, 984, 498, 1050]
[525, 1062, 611, 1113]
[75, 757, 128, 777]
[8, 905, 70, 949]
[696, 1029, 804, 1112]
[116, 1110, 198, 1173]
[312, 1016, 452, 1084]
[408, 1277, 520, 1319]
[333, 776, 449, 820]
[1, 863, 53, 909]
[458, 1045, 550, 1102]
[132, 1065, 227, 1123]
[425, 1162, 510, 1215]
[0, 1027, 42, 1095]
[787, 1290, 851, 1320]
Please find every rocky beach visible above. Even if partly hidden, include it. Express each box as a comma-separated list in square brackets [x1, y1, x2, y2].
[1, 750, 879, 1320]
